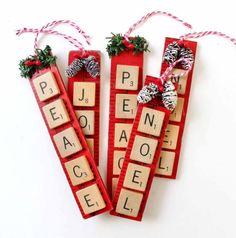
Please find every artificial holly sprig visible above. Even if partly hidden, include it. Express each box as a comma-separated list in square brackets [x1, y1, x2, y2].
[19, 45, 56, 78]
[106, 33, 149, 56]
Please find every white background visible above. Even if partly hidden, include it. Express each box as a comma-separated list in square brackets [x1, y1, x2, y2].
[1, 0, 236, 237]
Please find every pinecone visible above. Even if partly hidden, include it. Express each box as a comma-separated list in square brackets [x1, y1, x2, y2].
[137, 83, 159, 103]
[163, 41, 194, 69]
[163, 42, 181, 64]
[162, 81, 177, 111]
[179, 47, 194, 69]
[65, 58, 83, 78]
[83, 56, 100, 78]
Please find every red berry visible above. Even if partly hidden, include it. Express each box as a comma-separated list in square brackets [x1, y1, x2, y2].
[127, 44, 135, 49]
[24, 60, 34, 66]
[159, 85, 164, 92]
[35, 60, 42, 66]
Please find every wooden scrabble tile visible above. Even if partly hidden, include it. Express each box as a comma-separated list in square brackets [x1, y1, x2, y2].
[53, 127, 82, 158]
[123, 163, 150, 192]
[156, 151, 175, 176]
[138, 107, 165, 137]
[114, 123, 132, 148]
[42, 99, 70, 129]
[73, 82, 96, 106]
[130, 135, 158, 164]
[113, 150, 125, 175]
[86, 138, 94, 156]
[65, 155, 94, 186]
[75, 110, 95, 135]
[33, 71, 60, 102]
[115, 65, 139, 90]
[169, 97, 184, 122]
[115, 94, 138, 119]
[112, 178, 119, 198]
[162, 124, 180, 150]
[116, 188, 143, 217]
[172, 68, 188, 95]
[76, 184, 106, 215]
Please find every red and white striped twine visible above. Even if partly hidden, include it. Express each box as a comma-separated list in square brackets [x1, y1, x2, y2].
[160, 57, 193, 84]
[181, 31, 236, 45]
[16, 20, 91, 52]
[124, 10, 192, 40]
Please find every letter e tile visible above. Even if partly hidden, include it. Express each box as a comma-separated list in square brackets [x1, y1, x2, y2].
[42, 99, 70, 129]
[76, 184, 106, 215]
[123, 163, 150, 191]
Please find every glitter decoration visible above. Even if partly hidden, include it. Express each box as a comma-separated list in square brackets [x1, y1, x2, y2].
[163, 42, 181, 64]
[162, 80, 177, 111]
[179, 47, 194, 69]
[137, 83, 159, 103]
[65, 58, 83, 78]
[83, 56, 100, 78]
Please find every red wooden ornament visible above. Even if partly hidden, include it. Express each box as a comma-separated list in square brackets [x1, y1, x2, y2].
[111, 76, 170, 221]
[67, 51, 101, 166]
[106, 51, 144, 197]
[155, 37, 197, 179]
[30, 62, 112, 219]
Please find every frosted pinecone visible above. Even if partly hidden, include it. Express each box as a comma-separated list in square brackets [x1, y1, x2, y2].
[179, 47, 194, 69]
[65, 58, 83, 78]
[163, 42, 181, 64]
[83, 56, 99, 78]
[162, 80, 177, 111]
[137, 83, 159, 103]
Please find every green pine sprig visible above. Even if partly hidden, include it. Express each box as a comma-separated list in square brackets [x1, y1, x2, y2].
[19, 45, 56, 79]
[106, 33, 149, 57]
[130, 36, 149, 54]
[106, 33, 125, 56]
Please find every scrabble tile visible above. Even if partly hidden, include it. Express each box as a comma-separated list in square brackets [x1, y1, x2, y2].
[73, 82, 96, 106]
[33, 71, 60, 102]
[156, 151, 175, 176]
[112, 177, 119, 198]
[171, 68, 188, 95]
[169, 97, 184, 122]
[42, 99, 70, 129]
[115, 65, 139, 90]
[65, 156, 94, 186]
[130, 135, 158, 164]
[76, 184, 106, 215]
[53, 127, 82, 158]
[86, 138, 94, 156]
[138, 107, 165, 137]
[162, 124, 180, 150]
[113, 150, 125, 175]
[75, 110, 95, 135]
[123, 163, 150, 192]
[114, 123, 132, 148]
[115, 94, 138, 119]
[116, 188, 143, 217]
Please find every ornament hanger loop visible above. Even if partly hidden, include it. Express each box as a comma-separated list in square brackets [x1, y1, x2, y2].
[124, 10, 192, 40]
[16, 20, 91, 52]
[180, 31, 236, 45]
